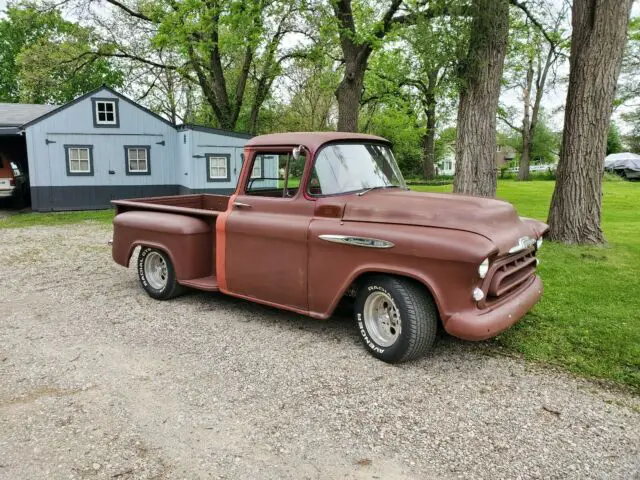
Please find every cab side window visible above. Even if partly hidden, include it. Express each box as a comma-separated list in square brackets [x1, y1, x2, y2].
[245, 151, 306, 198]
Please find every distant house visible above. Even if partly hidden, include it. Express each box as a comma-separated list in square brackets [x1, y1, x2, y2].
[436, 143, 517, 177]
[0, 86, 254, 211]
[437, 143, 456, 176]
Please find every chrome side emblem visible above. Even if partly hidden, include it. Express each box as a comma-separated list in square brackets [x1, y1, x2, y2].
[509, 236, 536, 254]
[319, 234, 395, 249]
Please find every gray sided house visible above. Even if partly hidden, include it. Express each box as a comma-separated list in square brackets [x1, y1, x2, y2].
[12, 86, 255, 211]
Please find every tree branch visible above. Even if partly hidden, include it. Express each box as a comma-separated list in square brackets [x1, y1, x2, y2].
[104, 0, 153, 22]
[509, 0, 560, 54]
[374, 0, 404, 39]
[498, 114, 523, 133]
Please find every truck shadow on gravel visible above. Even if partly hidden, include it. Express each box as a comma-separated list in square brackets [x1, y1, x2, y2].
[182, 289, 482, 363]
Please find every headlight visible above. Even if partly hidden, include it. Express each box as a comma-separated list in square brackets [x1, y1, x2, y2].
[536, 237, 543, 249]
[478, 258, 489, 279]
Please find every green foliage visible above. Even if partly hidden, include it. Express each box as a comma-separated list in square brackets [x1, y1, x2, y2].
[363, 105, 423, 177]
[617, 16, 640, 106]
[499, 115, 560, 165]
[414, 180, 640, 391]
[0, 2, 123, 104]
[621, 106, 640, 152]
[261, 56, 339, 134]
[606, 122, 623, 155]
[603, 171, 625, 182]
[434, 127, 456, 162]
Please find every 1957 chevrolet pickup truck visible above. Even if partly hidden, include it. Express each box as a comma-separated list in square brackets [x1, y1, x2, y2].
[111, 132, 548, 363]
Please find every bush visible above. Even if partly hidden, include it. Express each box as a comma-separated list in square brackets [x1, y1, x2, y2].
[528, 170, 557, 181]
[603, 171, 625, 182]
[406, 179, 453, 186]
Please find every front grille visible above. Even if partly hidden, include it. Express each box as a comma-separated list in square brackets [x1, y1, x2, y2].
[484, 249, 536, 303]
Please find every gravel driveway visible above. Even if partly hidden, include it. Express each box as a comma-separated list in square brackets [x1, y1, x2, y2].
[1, 223, 638, 480]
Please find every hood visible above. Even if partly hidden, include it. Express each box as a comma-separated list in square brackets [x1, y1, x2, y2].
[342, 189, 539, 255]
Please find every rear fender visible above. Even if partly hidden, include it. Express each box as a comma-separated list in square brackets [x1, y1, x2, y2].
[112, 211, 214, 280]
[115, 239, 176, 270]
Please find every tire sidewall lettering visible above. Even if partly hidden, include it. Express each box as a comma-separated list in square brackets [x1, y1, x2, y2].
[357, 309, 386, 355]
[138, 247, 164, 293]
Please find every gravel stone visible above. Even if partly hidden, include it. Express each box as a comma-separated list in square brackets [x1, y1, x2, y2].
[0, 223, 638, 479]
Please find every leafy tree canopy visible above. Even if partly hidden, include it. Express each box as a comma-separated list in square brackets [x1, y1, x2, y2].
[0, 2, 123, 104]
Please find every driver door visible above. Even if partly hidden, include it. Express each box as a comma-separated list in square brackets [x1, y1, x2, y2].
[223, 149, 313, 310]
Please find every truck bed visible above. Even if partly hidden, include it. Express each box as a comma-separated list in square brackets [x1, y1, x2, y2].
[112, 194, 231, 217]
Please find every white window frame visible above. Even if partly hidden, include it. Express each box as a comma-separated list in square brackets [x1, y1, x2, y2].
[125, 146, 150, 174]
[95, 100, 117, 125]
[251, 158, 262, 179]
[66, 146, 93, 175]
[207, 155, 229, 181]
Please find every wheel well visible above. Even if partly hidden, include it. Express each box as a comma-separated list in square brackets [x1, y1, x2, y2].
[347, 271, 442, 322]
[129, 243, 173, 269]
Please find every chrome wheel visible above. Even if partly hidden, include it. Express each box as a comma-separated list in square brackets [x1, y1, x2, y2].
[363, 291, 401, 347]
[144, 251, 168, 290]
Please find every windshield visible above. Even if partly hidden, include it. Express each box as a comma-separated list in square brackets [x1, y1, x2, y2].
[308, 143, 406, 196]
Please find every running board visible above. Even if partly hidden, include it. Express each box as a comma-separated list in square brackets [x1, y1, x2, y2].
[178, 275, 219, 291]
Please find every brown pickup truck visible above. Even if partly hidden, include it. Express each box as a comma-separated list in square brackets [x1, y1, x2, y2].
[112, 132, 548, 363]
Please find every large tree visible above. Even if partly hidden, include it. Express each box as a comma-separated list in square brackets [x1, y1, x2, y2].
[402, 17, 463, 179]
[330, 0, 405, 132]
[500, 3, 568, 180]
[327, 0, 460, 132]
[0, 2, 122, 104]
[453, 0, 509, 197]
[89, 0, 304, 131]
[547, 0, 634, 245]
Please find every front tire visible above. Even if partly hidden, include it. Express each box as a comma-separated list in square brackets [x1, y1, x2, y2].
[354, 276, 438, 363]
[137, 247, 184, 300]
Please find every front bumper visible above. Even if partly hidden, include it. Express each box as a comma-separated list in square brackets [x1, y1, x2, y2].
[444, 275, 543, 341]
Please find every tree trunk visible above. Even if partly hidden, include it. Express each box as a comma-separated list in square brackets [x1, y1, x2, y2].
[453, 0, 509, 197]
[547, 0, 633, 245]
[423, 103, 436, 179]
[520, 131, 532, 179]
[336, 59, 366, 132]
[519, 57, 534, 180]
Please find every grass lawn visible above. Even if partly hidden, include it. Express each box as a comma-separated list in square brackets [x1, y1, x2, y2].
[2, 181, 638, 390]
[0, 209, 114, 229]
[414, 181, 640, 391]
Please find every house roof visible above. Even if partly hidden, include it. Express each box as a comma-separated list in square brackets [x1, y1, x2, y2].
[0, 103, 59, 127]
[177, 123, 253, 140]
[16, 86, 251, 141]
[19, 85, 175, 130]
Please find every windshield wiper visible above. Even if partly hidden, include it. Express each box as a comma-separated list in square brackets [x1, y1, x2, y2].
[357, 185, 400, 196]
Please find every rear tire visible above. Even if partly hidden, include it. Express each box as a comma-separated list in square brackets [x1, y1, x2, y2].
[137, 247, 184, 300]
[354, 275, 438, 363]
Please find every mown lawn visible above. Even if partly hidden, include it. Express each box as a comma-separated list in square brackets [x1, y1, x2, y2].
[2, 181, 638, 390]
[414, 181, 640, 391]
[0, 208, 114, 229]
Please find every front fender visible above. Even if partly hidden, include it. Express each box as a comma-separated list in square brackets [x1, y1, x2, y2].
[307, 219, 496, 319]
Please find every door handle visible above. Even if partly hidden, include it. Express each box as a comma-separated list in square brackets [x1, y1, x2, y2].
[233, 201, 252, 209]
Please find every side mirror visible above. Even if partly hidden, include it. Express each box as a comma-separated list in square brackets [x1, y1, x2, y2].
[292, 145, 304, 161]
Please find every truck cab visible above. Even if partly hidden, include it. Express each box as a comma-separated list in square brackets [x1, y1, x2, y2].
[112, 132, 548, 363]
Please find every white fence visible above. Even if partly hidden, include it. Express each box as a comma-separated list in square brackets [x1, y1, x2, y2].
[506, 164, 557, 173]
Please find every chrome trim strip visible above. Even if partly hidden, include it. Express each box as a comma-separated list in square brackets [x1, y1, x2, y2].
[319, 234, 395, 249]
[508, 236, 536, 254]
